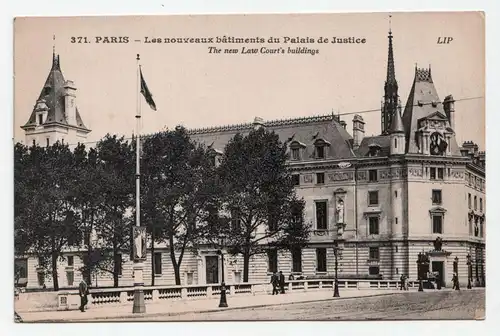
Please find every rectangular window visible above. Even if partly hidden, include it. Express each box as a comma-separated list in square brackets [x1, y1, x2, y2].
[369, 170, 378, 182]
[432, 190, 442, 205]
[368, 191, 379, 206]
[395, 245, 399, 253]
[38, 114, 43, 125]
[480, 198, 483, 212]
[316, 146, 325, 159]
[315, 201, 328, 230]
[316, 248, 327, 272]
[437, 168, 444, 180]
[67, 256, 74, 267]
[430, 167, 436, 179]
[231, 210, 241, 232]
[46, 138, 50, 147]
[468, 193, 471, 209]
[115, 254, 122, 276]
[395, 190, 398, 198]
[432, 215, 443, 234]
[396, 267, 399, 274]
[66, 271, 74, 286]
[292, 174, 300, 186]
[369, 247, 379, 260]
[369, 217, 379, 235]
[187, 272, 194, 285]
[154, 252, 162, 275]
[395, 217, 398, 225]
[267, 250, 278, 273]
[369, 266, 380, 275]
[291, 148, 300, 160]
[292, 248, 302, 273]
[474, 196, 477, 210]
[316, 172, 325, 184]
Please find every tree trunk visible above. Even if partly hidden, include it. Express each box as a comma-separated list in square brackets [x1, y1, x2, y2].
[151, 230, 155, 286]
[169, 235, 182, 285]
[243, 252, 250, 283]
[51, 250, 59, 291]
[113, 237, 119, 288]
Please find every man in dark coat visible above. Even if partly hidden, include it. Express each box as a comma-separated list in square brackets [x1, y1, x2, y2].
[78, 278, 89, 312]
[279, 271, 286, 294]
[270, 272, 279, 295]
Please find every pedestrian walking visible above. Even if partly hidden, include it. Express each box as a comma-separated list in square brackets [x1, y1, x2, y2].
[270, 272, 279, 295]
[279, 271, 286, 294]
[399, 274, 405, 290]
[78, 278, 89, 312]
[452, 273, 460, 290]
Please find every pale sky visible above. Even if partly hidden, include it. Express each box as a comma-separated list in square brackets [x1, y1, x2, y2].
[13, 12, 485, 149]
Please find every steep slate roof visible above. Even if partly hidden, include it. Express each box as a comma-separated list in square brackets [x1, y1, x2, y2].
[401, 67, 460, 155]
[188, 114, 356, 160]
[22, 52, 89, 131]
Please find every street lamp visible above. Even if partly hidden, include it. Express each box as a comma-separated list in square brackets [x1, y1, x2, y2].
[417, 252, 424, 292]
[453, 257, 460, 290]
[466, 254, 472, 289]
[333, 240, 341, 298]
[216, 234, 228, 308]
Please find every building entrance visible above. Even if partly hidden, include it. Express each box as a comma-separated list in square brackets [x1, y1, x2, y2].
[432, 261, 445, 288]
[206, 256, 219, 284]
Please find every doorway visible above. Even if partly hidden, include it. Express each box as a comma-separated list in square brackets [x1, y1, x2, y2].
[432, 261, 445, 288]
[206, 256, 219, 284]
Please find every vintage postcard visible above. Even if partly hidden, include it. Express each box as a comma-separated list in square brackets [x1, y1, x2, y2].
[13, 12, 485, 322]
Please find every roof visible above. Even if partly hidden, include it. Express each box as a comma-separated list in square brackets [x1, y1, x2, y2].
[401, 67, 460, 155]
[22, 52, 90, 131]
[188, 114, 356, 160]
[390, 110, 405, 134]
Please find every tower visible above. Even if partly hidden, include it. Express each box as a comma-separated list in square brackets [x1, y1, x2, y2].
[21, 46, 91, 147]
[389, 108, 405, 155]
[381, 23, 401, 135]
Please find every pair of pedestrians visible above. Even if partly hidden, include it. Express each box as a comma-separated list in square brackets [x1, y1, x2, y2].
[270, 271, 286, 295]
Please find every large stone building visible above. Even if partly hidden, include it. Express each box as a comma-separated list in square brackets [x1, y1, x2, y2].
[16, 30, 485, 289]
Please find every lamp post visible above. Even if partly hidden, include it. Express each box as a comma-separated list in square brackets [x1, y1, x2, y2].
[417, 252, 424, 292]
[466, 254, 472, 289]
[453, 257, 460, 290]
[217, 234, 228, 308]
[333, 240, 341, 298]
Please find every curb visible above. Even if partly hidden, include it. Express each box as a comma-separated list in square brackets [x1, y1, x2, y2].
[25, 291, 404, 322]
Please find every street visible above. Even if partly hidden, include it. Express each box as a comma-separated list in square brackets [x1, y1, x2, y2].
[117, 289, 484, 321]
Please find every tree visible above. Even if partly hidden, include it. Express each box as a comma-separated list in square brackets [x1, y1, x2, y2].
[14, 141, 83, 291]
[93, 135, 134, 287]
[142, 127, 222, 285]
[217, 128, 310, 282]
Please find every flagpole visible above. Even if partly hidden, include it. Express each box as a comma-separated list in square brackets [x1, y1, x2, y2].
[132, 53, 146, 314]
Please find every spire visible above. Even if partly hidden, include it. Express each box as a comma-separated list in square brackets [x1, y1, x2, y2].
[386, 16, 396, 85]
[51, 35, 60, 71]
[381, 15, 400, 135]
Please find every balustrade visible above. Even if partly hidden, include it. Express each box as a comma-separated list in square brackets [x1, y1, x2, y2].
[55, 278, 417, 311]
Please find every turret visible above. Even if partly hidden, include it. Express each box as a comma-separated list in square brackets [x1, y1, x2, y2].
[389, 108, 405, 155]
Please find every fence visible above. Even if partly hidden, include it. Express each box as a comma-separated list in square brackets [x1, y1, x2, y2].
[54, 278, 419, 311]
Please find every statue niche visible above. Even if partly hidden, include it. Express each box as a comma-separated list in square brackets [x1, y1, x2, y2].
[336, 198, 345, 224]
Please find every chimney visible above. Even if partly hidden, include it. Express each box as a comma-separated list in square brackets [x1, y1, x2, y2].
[443, 94, 455, 130]
[352, 114, 365, 149]
[64, 80, 77, 126]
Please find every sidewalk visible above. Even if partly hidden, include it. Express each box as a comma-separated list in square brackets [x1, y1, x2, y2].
[19, 289, 406, 322]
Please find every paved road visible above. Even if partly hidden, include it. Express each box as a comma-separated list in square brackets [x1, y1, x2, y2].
[113, 289, 484, 321]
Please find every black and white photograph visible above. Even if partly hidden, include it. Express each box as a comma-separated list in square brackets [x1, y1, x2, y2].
[12, 11, 485, 323]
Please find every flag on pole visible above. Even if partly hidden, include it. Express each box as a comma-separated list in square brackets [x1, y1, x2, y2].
[140, 68, 157, 111]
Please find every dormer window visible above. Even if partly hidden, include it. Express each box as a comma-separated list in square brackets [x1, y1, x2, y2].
[368, 144, 382, 157]
[43, 87, 51, 96]
[38, 114, 43, 125]
[314, 139, 330, 159]
[289, 141, 306, 161]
